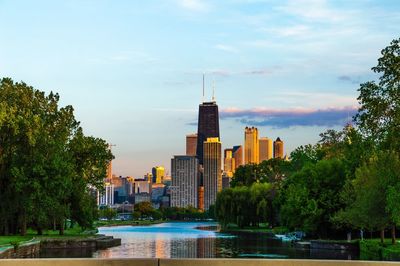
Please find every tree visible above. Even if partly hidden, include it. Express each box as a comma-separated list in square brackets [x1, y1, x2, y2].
[335, 151, 400, 244]
[356, 38, 400, 150]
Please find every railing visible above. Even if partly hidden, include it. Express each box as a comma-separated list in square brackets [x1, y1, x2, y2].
[0, 259, 398, 266]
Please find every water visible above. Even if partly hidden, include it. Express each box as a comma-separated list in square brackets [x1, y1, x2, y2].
[84, 222, 359, 259]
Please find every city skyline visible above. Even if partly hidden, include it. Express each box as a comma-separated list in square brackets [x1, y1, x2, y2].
[1, 0, 399, 176]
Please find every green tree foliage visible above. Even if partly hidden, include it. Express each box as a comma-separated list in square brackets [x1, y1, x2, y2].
[279, 159, 346, 237]
[356, 38, 400, 150]
[334, 151, 400, 244]
[215, 183, 273, 229]
[0, 78, 113, 236]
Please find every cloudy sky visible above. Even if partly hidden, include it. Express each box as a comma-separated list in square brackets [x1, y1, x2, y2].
[0, 0, 399, 177]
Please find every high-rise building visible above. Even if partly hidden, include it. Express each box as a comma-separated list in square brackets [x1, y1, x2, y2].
[274, 137, 284, 159]
[259, 137, 273, 162]
[224, 149, 235, 177]
[186, 133, 198, 156]
[203, 137, 222, 210]
[170, 156, 199, 208]
[244, 127, 259, 164]
[152, 166, 165, 184]
[196, 102, 220, 165]
[232, 145, 243, 170]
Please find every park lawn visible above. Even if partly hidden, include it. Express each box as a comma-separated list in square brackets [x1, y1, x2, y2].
[360, 239, 400, 260]
[95, 219, 164, 227]
[221, 224, 289, 235]
[0, 226, 96, 246]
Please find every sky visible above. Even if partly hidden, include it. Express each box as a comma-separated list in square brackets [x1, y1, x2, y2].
[0, 0, 399, 177]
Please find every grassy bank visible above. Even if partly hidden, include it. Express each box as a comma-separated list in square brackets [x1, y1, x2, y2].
[360, 239, 400, 260]
[0, 226, 95, 247]
[220, 224, 289, 235]
[95, 219, 164, 227]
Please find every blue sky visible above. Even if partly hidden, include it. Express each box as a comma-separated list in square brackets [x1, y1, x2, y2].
[0, 0, 399, 177]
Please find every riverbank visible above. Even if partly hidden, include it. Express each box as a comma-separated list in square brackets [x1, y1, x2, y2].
[95, 219, 164, 227]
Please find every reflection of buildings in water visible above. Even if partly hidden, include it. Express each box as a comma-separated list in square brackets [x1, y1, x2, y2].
[170, 238, 198, 258]
[197, 237, 216, 258]
[155, 235, 171, 258]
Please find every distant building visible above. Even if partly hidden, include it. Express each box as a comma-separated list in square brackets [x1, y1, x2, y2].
[186, 133, 198, 156]
[274, 137, 284, 159]
[133, 179, 151, 194]
[198, 186, 204, 211]
[151, 183, 166, 205]
[196, 101, 220, 165]
[232, 145, 243, 170]
[259, 137, 273, 162]
[203, 137, 222, 210]
[170, 155, 199, 208]
[244, 127, 259, 164]
[163, 175, 172, 186]
[98, 182, 114, 206]
[224, 149, 234, 177]
[134, 193, 151, 204]
[222, 173, 231, 190]
[152, 166, 165, 184]
[144, 173, 153, 183]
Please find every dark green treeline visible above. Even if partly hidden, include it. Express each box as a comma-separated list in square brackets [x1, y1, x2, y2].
[215, 38, 400, 244]
[0, 78, 113, 236]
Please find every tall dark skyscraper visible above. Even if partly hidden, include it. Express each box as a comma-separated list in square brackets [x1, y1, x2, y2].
[196, 101, 220, 165]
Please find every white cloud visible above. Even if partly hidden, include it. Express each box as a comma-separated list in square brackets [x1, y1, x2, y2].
[177, 0, 209, 12]
[215, 44, 239, 53]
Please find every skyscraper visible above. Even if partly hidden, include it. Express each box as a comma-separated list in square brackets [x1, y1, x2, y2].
[186, 133, 198, 156]
[224, 148, 235, 177]
[152, 166, 165, 184]
[232, 145, 243, 170]
[196, 102, 220, 165]
[244, 127, 259, 164]
[170, 156, 199, 208]
[259, 137, 273, 162]
[203, 137, 222, 210]
[274, 137, 284, 159]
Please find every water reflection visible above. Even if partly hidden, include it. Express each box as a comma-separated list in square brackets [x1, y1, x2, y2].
[40, 222, 359, 259]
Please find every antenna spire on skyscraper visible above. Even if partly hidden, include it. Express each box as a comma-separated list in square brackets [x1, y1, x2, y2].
[212, 80, 216, 102]
[202, 73, 205, 103]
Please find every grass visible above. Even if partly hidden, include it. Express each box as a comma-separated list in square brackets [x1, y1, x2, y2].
[360, 239, 400, 260]
[220, 224, 289, 235]
[94, 219, 164, 227]
[0, 225, 96, 247]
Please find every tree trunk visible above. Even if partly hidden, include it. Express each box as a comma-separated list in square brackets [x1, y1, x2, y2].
[59, 219, 64, 235]
[392, 225, 396, 245]
[20, 215, 27, 236]
[380, 229, 385, 244]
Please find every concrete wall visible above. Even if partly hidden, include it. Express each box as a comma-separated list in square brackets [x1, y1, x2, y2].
[0, 259, 398, 266]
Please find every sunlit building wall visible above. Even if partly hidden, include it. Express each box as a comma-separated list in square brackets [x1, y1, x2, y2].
[274, 137, 284, 159]
[152, 166, 165, 184]
[232, 145, 243, 170]
[171, 155, 198, 208]
[203, 137, 222, 210]
[259, 137, 273, 162]
[244, 127, 259, 164]
[186, 133, 198, 156]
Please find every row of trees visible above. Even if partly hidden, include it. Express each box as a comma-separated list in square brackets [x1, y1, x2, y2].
[215, 38, 400, 243]
[0, 78, 113, 235]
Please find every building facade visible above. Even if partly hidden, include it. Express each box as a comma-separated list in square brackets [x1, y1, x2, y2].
[152, 166, 165, 184]
[274, 137, 284, 159]
[196, 102, 220, 165]
[259, 137, 273, 162]
[186, 133, 198, 156]
[203, 137, 222, 210]
[170, 155, 199, 208]
[224, 148, 235, 177]
[244, 127, 259, 164]
[232, 145, 243, 170]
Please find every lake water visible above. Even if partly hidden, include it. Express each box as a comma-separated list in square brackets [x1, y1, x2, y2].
[86, 222, 359, 260]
